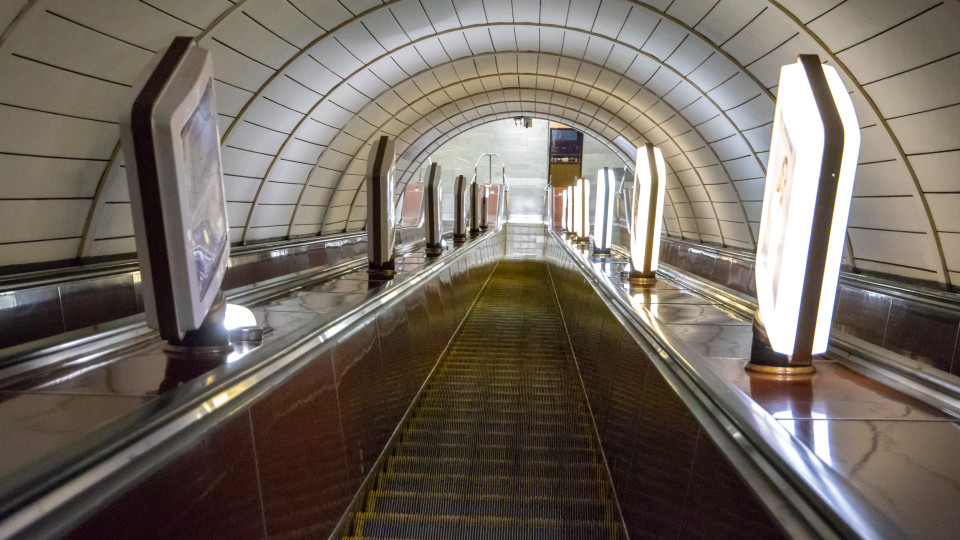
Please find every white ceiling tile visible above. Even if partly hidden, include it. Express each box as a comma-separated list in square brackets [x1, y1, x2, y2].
[489, 26, 518, 51]
[14, 11, 154, 86]
[310, 37, 364, 78]
[594, 0, 632, 34]
[849, 196, 930, 232]
[514, 0, 541, 23]
[452, 0, 487, 25]
[910, 151, 960, 193]
[483, 0, 513, 23]
[643, 20, 687, 61]
[721, 8, 796, 66]
[837, 2, 960, 84]
[421, 0, 461, 32]
[617, 9, 659, 50]
[686, 52, 737, 92]
[335, 21, 387, 63]
[540, 0, 571, 27]
[362, 8, 411, 51]
[851, 160, 913, 197]
[696, 0, 764, 45]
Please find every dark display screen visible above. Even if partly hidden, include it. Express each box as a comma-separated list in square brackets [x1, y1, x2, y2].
[550, 129, 583, 158]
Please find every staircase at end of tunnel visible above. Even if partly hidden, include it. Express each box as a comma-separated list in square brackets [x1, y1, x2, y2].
[340, 260, 625, 539]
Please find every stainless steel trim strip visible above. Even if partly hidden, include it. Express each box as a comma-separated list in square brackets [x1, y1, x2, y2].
[550, 232, 906, 540]
[0, 228, 504, 540]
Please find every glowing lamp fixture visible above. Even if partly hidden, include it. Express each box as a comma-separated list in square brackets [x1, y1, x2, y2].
[749, 54, 860, 374]
[223, 303, 263, 343]
[593, 168, 615, 256]
[574, 178, 590, 243]
[566, 186, 575, 238]
[628, 143, 666, 286]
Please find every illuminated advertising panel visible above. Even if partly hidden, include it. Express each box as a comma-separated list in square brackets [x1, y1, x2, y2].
[630, 143, 666, 278]
[453, 174, 468, 242]
[755, 55, 860, 361]
[593, 168, 615, 255]
[120, 37, 229, 341]
[573, 178, 590, 241]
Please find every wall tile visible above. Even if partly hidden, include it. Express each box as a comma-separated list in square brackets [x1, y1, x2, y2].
[250, 350, 353, 539]
[883, 299, 960, 373]
[67, 413, 265, 540]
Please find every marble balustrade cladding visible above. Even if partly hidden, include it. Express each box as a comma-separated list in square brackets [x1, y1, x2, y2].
[545, 234, 785, 539]
[0, 227, 430, 351]
[65, 232, 504, 540]
[648, 234, 960, 377]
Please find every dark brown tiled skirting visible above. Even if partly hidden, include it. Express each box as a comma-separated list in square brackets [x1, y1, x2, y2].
[545, 238, 784, 539]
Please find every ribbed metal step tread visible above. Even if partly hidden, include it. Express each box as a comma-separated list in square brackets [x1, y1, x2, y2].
[385, 456, 603, 476]
[340, 260, 624, 538]
[353, 512, 622, 539]
[396, 442, 596, 461]
[365, 495, 611, 522]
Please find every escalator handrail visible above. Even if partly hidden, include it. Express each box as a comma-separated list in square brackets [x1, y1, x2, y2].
[0, 228, 504, 539]
[549, 231, 907, 540]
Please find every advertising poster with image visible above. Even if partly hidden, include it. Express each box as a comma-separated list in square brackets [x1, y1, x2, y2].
[180, 81, 228, 298]
[758, 107, 797, 310]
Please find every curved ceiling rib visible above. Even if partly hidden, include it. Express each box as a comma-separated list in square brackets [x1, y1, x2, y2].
[293, 57, 758, 245]
[335, 106, 701, 241]
[233, 22, 773, 248]
[0, 0, 954, 288]
[314, 86, 728, 244]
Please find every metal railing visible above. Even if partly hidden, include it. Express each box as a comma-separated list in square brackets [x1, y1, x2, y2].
[471, 153, 509, 226]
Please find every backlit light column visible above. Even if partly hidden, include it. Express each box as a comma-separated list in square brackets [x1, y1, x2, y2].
[593, 167, 615, 256]
[560, 188, 569, 231]
[749, 54, 860, 374]
[628, 143, 665, 286]
[574, 178, 590, 243]
[566, 186, 575, 238]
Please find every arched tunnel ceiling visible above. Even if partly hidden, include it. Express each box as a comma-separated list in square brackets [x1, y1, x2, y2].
[0, 0, 957, 288]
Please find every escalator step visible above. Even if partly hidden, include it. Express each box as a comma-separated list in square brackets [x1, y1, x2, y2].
[353, 512, 622, 540]
[374, 472, 604, 497]
[385, 456, 603, 477]
[366, 491, 613, 521]
[393, 442, 597, 462]
[340, 260, 624, 538]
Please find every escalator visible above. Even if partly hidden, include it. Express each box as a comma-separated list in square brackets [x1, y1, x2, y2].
[341, 260, 626, 539]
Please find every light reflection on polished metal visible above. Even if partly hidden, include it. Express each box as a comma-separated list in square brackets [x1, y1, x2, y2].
[366, 135, 397, 279]
[425, 163, 444, 256]
[628, 143, 665, 287]
[453, 174, 468, 244]
[573, 178, 590, 244]
[0, 229, 508, 540]
[749, 54, 860, 373]
[547, 230, 901, 540]
[593, 167, 615, 257]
